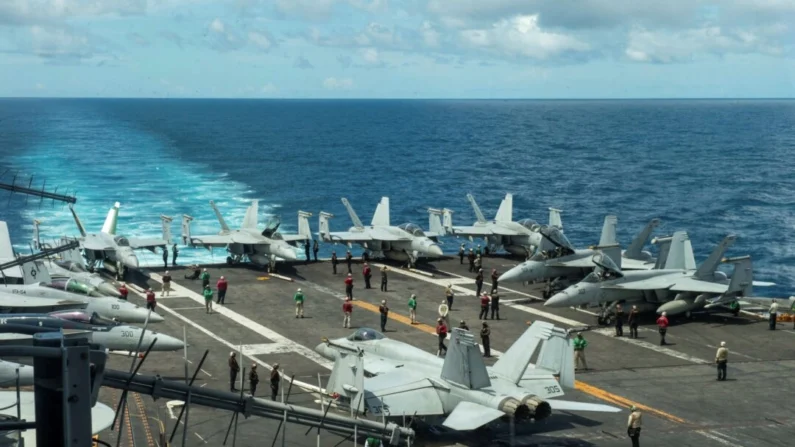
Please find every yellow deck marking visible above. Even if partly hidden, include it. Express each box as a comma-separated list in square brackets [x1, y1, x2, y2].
[351, 300, 687, 425]
[256, 276, 270, 281]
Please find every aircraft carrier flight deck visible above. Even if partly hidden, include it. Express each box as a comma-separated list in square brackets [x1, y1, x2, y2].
[96, 255, 795, 447]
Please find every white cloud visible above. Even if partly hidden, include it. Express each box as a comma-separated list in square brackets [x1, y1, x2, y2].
[420, 21, 440, 47]
[248, 31, 272, 51]
[625, 26, 783, 63]
[323, 77, 353, 90]
[26, 25, 95, 60]
[275, 0, 337, 21]
[359, 47, 380, 64]
[261, 82, 278, 93]
[459, 15, 590, 59]
[209, 18, 225, 34]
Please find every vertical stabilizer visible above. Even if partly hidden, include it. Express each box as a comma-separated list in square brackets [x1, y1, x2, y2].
[440, 328, 491, 390]
[548, 208, 563, 229]
[160, 215, 173, 244]
[535, 325, 575, 389]
[101, 202, 120, 235]
[427, 208, 444, 236]
[694, 235, 737, 280]
[326, 350, 366, 414]
[241, 200, 259, 230]
[21, 259, 51, 284]
[209, 201, 231, 233]
[625, 218, 660, 259]
[683, 237, 696, 271]
[466, 194, 487, 224]
[442, 209, 454, 233]
[598, 215, 618, 247]
[32, 219, 42, 251]
[318, 212, 334, 241]
[370, 197, 390, 227]
[68, 205, 87, 237]
[60, 240, 86, 267]
[181, 215, 193, 245]
[724, 256, 753, 297]
[652, 235, 672, 270]
[492, 321, 557, 385]
[340, 198, 364, 229]
[0, 222, 15, 260]
[663, 231, 689, 270]
[494, 193, 513, 223]
[297, 211, 312, 239]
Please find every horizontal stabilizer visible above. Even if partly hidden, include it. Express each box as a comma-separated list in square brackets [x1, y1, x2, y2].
[442, 401, 504, 431]
[547, 399, 622, 413]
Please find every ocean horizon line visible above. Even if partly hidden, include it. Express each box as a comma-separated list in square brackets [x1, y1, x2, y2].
[1, 96, 793, 101]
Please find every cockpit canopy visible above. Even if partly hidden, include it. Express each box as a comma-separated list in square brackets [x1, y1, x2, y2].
[114, 236, 130, 247]
[347, 327, 385, 342]
[398, 223, 425, 237]
[540, 227, 574, 251]
[517, 219, 541, 231]
[50, 311, 119, 326]
[583, 252, 623, 282]
[262, 216, 281, 238]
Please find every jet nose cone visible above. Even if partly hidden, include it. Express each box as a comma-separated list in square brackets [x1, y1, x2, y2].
[427, 244, 443, 257]
[124, 255, 139, 269]
[314, 342, 334, 360]
[148, 311, 165, 323]
[545, 291, 572, 307]
[499, 263, 533, 283]
[97, 282, 121, 297]
[155, 333, 185, 351]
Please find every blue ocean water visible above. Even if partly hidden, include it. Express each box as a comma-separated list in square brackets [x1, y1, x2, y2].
[0, 99, 793, 296]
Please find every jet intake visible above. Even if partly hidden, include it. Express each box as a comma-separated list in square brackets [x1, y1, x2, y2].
[520, 395, 552, 420]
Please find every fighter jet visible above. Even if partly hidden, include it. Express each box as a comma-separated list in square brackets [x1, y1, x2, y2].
[442, 193, 563, 257]
[0, 310, 183, 352]
[318, 197, 443, 266]
[67, 202, 172, 279]
[315, 322, 619, 431]
[183, 200, 312, 268]
[544, 232, 773, 317]
[32, 221, 121, 297]
[499, 216, 659, 285]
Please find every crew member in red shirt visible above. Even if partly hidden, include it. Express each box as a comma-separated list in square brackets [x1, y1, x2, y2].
[656, 311, 669, 346]
[118, 283, 128, 301]
[342, 297, 353, 328]
[217, 276, 228, 305]
[479, 293, 490, 320]
[145, 288, 157, 312]
[436, 318, 448, 357]
[344, 273, 354, 299]
[362, 263, 372, 289]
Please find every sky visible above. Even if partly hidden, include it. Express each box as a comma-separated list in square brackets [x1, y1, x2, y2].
[0, 0, 794, 98]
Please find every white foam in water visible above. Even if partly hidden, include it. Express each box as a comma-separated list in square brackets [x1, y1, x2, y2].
[8, 115, 297, 266]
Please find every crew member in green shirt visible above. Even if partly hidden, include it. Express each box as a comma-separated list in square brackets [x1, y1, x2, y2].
[408, 294, 417, 324]
[573, 332, 588, 371]
[294, 288, 305, 318]
[203, 285, 213, 314]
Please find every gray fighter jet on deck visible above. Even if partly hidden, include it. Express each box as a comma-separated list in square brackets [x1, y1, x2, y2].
[68, 202, 172, 279]
[183, 200, 312, 269]
[499, 217, 659, 284]
[442, 193, 562, 257]
[0, 311, 182, 351]
[315, 322, 619, 431]
[318, 197, 443, 266]
[545, 232, 774, 317]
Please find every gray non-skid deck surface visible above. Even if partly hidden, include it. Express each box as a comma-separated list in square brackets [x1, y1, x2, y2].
[95, 256, 795, 446]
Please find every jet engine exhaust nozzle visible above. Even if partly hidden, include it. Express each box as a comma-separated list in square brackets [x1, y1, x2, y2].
[521, 395, 552, 420]
[498, 397, 532, 421]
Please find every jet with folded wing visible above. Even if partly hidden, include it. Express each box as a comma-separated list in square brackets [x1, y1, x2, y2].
[67, 202, 172, 279]
[442, 193, 562, 257]
[545, 232, 774, 317]
[499, 216, 659, 284]
[315, 322, 619, 431]
[318, 197, 443, 266]
[0, 310, 183, 351]
[183, 200, 312, 269]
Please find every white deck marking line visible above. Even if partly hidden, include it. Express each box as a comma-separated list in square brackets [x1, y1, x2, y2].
[695, 430, 740, 446]
[591, 328, 710, 364]
[168, 306, 207, 310]
[200, 369, 212, 377]
[146, 271, 334, 369]
[126, 284, 328, 394]
[194, 432, 208, 444]
[241, 343, 297, 355]
[705, 344, 761, 361]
